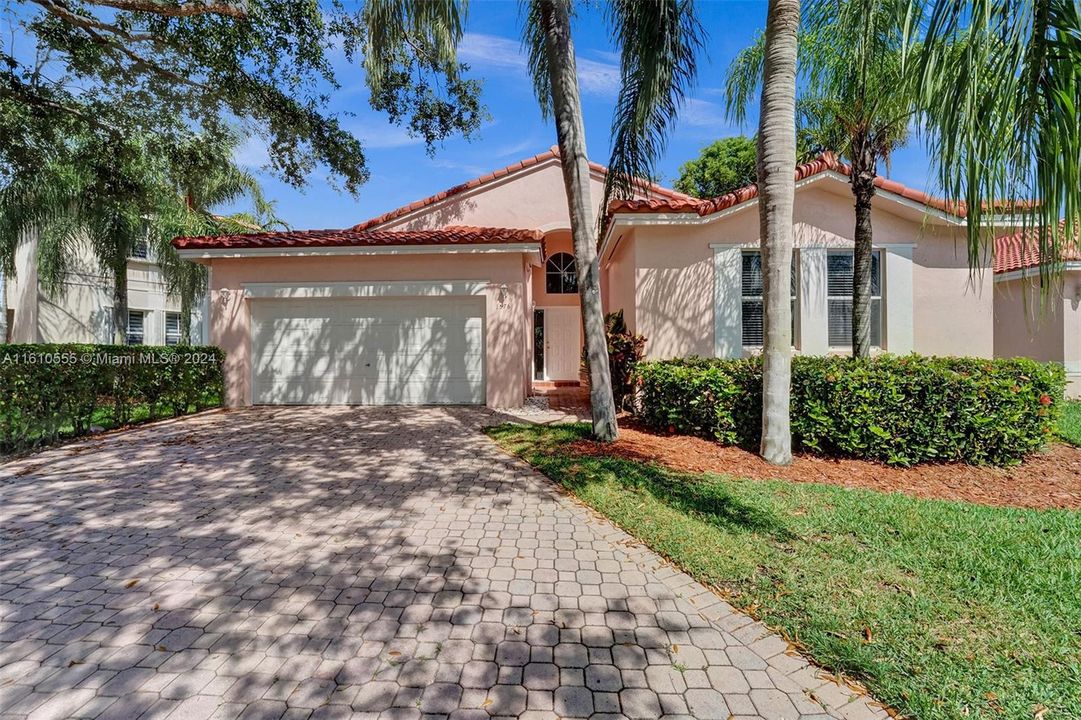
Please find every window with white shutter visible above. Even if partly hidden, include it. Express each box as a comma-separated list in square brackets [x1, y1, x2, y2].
[741, 251, 797, 347]
[127, 310, 145, 345]
[165, 312, 181, 346]
[827, 251, 881, 348]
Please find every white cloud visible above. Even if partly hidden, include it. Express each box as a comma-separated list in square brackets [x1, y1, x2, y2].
[354, 124, 423, 150]
[459, 33, 528, 71]
[575, 57, 620, 96]
[493, 137, 543, 158]
[679, 98, 740, 133]
[429, 158, 489, 176]
[459, 32, 619, 97]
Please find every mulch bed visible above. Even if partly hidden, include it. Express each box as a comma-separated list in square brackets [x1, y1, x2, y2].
[568, 421, 1081, 511]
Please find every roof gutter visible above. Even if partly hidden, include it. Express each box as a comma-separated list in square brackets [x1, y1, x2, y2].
[176, 242, 544, 260]
[995, 261, 1081, 282]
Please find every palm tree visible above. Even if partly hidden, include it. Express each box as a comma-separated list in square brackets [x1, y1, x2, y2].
[0, 134, 171, 344]
[907, 0, 1081, 286]
[154, 127, 284, 344]
[0, 129, 279, 346]
[728, 0, 913, 357]
[754, 0, 802, 465]
[523, 0, 703, 441]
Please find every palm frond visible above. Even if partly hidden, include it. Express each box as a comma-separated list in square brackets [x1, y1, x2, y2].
[725, 34, 766, 126]
[521, 0, 558, 119]
[910, 0, 1081, 287]
[364, 0, 466, 95]
[602, 0, 704, 214]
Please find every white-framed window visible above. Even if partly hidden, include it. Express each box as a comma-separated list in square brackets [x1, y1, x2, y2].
[165, 312, 181, 346]
[827, 250, 882, 348]
[127, 310, 145, 345]
[545, 252, 578, 294]
[741, 251, 797, 347]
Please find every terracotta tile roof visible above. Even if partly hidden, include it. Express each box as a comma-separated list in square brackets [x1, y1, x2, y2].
[607, 152, 1025, 219]
[349, 146, 696, 232]
[172, 225, 544, 251]
[993, 225, 1081, 274]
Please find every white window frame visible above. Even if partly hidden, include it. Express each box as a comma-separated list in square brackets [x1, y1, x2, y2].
[545, 252, 578, 294]
[826, 249, 883, 350]
[740, 250, 799, 349]
[127, 310, 145, 345]
[165, 311, 182, 346]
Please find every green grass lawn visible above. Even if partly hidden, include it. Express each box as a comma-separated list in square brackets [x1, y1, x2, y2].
[487, 423, 1081, 720]
[1060, 401, 1081, 446]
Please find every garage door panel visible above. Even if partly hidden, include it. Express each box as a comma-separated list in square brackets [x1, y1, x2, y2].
[251, 297, 485, 405]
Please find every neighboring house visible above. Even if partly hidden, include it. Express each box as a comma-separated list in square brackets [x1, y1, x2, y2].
[176, 148, 1024, 408]
[4, 231, 203, 346]
[993, 230, 1081, 396]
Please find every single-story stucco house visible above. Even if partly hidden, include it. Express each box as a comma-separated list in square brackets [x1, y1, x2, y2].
[994, 229, 1081, 396]
[175, 148, 1061, 408]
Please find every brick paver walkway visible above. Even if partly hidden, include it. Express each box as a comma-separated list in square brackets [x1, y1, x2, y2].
[0, 407, 887, 720]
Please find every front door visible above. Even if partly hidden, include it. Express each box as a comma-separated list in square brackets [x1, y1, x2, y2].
[540, 306, 581, 381]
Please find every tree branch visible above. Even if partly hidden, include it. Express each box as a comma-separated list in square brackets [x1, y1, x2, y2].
[86, 0, 247, 18]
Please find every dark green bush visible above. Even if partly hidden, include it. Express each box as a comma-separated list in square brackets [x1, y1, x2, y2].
[634, 355, 1065, 466]
[0, 344, 224, 453]
[581, 310, 648, 411]
[604, 310, 647, 410]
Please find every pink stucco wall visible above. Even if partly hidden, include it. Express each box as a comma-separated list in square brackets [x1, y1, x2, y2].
[207, 252, 532, 408]
[612, 180, 995, 360]
[603, 233, 637, 332]
[380, 162, 609, 233]
[911, 228, 994, 357]
[532, 232, 581, 309]
[995, 272, 1081, 397]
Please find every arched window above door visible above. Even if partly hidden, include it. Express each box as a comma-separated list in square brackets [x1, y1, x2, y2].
[545, 252, 578, 294]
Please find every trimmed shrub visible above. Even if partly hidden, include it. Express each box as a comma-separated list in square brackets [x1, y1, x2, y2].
[634, 355, 1066, 466]
[581, 310, 648, 411]
[604, 310, 647, 410]
[0, 344, 224, 453]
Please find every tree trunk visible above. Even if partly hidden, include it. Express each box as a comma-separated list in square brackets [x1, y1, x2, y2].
[756, 0, 801, 465]
[112, 258, 129, 344]
[0, 268, 7, 343]
[180, 291, 192, 345]
[849, 135, 877, 358]
[537, 0, 619, 441]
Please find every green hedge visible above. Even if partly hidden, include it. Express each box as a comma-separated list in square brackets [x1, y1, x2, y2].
[1, 344, 224, 453]
[634, 355, 1066, 466]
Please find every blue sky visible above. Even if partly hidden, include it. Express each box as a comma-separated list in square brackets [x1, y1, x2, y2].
[238, 0, 935, 230]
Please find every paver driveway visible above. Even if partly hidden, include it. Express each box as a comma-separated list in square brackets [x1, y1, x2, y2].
[1, 407, 886, 720]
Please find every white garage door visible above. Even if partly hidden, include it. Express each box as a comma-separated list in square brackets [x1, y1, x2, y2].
[251, 296, 485, 405]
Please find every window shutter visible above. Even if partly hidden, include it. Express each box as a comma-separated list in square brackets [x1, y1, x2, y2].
[127, 311, 144, 345]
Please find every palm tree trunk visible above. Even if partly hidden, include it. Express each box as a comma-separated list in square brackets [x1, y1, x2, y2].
[112, 258, 129, 344]
[850, 136, 876, 358]
[180, 291, 192, 345]
[536, 0, 618, 441]
[756, 0, 801, 465]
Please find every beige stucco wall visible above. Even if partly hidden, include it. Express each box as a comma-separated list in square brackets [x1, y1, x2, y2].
[620, 179, 994, 361]
[206, 252, 533, 408]
[7, 230, 192, 344]
[994, 272, 1081, 397]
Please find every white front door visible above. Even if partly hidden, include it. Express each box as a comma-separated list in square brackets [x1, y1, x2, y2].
[251, 296, 486, 405]
[541, 306, 581, 381]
